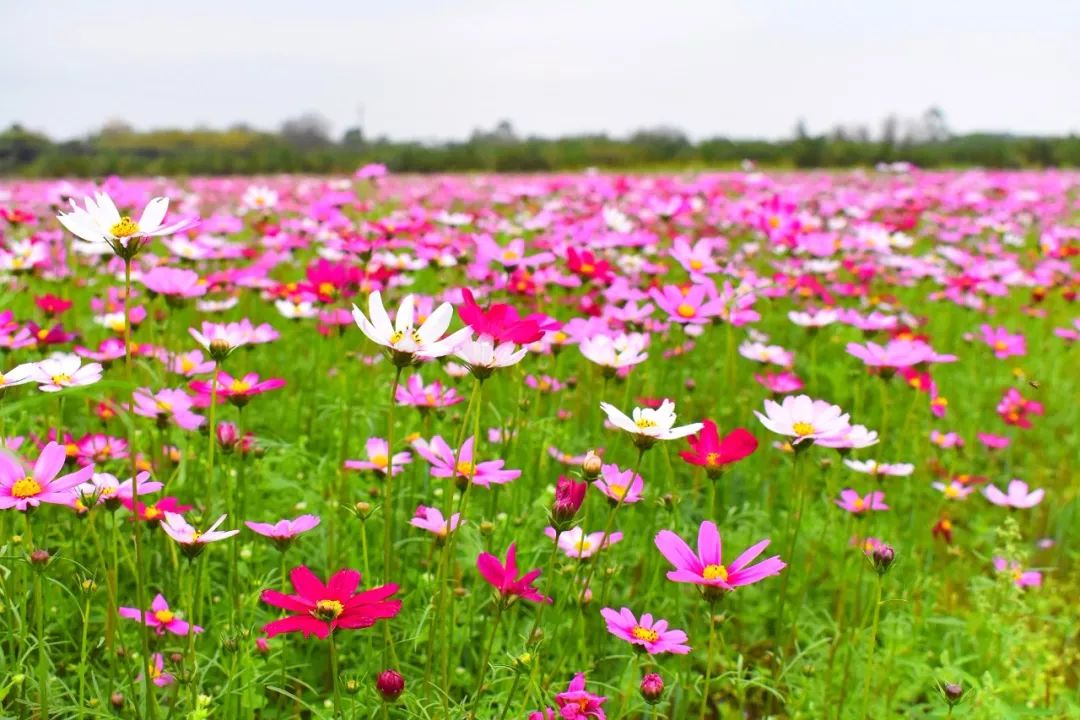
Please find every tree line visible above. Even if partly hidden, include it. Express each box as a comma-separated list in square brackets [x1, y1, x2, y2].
[3, 109, 1078, 177]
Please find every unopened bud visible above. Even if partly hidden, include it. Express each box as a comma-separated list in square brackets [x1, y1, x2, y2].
[943, 682, 963, 705]
[29, 549, 51, 566]
[375, 669, 405, 702]
[871, 544, 896, 575]
[208, 338, 231, 361]
[110, 693, 124, 710]
[581, 451, 603, 479]
[640, 673, 665, 704]
[479, 521, 495, 536]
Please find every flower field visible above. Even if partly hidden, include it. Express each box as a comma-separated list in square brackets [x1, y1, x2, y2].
[0, 167, 1076, 719]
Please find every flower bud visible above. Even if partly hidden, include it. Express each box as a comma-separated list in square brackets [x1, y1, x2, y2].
[640, 673, 665, 704]
[29, 549, 51, 566]
[551, 476, 587, 530]
[479, 520, 495, 536]
[208, 338, 231, 361]
[375, 669, 405, 702]
[110, 693, 124, 710]
[581, 451, 603, 479]
[871, 543, 896, 574]
[943, 682, 963, 705]
[216, 422, 239, 453]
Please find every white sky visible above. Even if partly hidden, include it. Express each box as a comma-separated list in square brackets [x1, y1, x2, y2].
[3, 0, 1078, 141]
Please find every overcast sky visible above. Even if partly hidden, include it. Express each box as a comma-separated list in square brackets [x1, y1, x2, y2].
[4, 0, 1078, 141]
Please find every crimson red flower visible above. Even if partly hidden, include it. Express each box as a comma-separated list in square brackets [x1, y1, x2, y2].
[260, 566, 401, 639]
[566, 247, 614, 283]
[477, 542, 551, 604]
[679, 420, 758, 477]
[35, 294, 73, 317]
[458, 288, 546, 344]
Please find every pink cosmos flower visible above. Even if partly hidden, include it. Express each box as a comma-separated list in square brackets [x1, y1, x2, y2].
[74, 338, 127, 364]
[161, 513, 240, 557]
[141, 266, 207, 299]
[394, 375, 464, 409]
[260, 566, 401, 639]
[977, 432, 1010, 450]
[75, 471, 160, 509]
[245, 514, 321, 551]
[984, 479, 1044, 509]
[845, 339, 956, 370]
[409, 505, 462, 538]
[754, 371, 804, 394]
[344, 438, 412, 476]
[132, 387, 204, 430]
[189, 320, 251, 358]
[835, 489, 889, 514]
[979, 325, 1026, 359]
[755, 395, 850, 445]
[815, 424, 879, 450]
[27, 355, 103, 393]
[992, 557, 1042, 588]
[543, 527, 623, 559]
[139, 653, 175, 688]
[525, 375, 564, 393]
[654, 521, 786, 591]
[476, 542, 551, 604]
[554, 673, 607, 718]
[996, 388, 1043, 429]
[843, 459, 914, 477]
[648, 283, 724, 324]
[458, 288, 547, 344]
[930, 430, 964, 449]
[413, 435, 520, 487]
[593, 463, 644, 504]
[600, 607, 691, 655]
[739, 341, 794, 366]
[191, 371, 285, 408]
[119, 593, 201, 636]
[454, 334, 529, 378]
[0, 441, 95, 511]
[169, 351, 215, 377]
[75, 434, 128, 467]
[580, 334, 649, 373]
[931, 481, 976, 500]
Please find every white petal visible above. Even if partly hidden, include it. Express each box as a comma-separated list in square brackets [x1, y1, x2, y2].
[138, 197, 169, 233]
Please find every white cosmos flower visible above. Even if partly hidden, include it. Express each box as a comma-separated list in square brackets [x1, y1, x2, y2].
[599, 398, 703, 449]
[815, 424, 879, 450]
[580, 334, 648, 374]
[27, 354, 103, 393]
[843, 459, 914, 476]
[0, 363, 36, 390]
[352, 291, 469, 368]
[275, 300, 318, 319]
[57, 192, 197, 254]
[454, 334, 528, 379]
[755, 394, 851, 445]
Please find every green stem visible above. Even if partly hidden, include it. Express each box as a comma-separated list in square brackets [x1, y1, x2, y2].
[27, 514, 48, 719]
[383, 367, 403, 581]
[470, 601, 504, 717]
[329, 633, 343, 718]
[699, 613, 717, 720]
[860, 575, 884, 719]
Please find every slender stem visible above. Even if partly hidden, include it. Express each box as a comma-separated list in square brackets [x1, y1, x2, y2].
[187, 556, 205, 709]
[77, 593, 90, 713]
[383, 367, 403, 581]
[329, 633, 343, 718]
[699, 612, 717, 720]
[27, 514, 48, 719]
[585, 447, 644, 605]
[773, 451, 804, 636]
[470, 601, 504, 717]
[860, 575, 884, 719]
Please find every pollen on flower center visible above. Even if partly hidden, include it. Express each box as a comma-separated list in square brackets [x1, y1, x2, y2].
[371, 454, 389, 468]
[51, 373, 72, 386]
[313, 599, 345, 621]
[110, 216, 140, 238]
[993, 340, 1008, 351]
[635, 418, 657, 429]
[12, 477, 42, 498]
[792, 421, 815, 437]
[631, 626, 660, 643]
[230, 380, 251, 393]
[455, 461, 475, 478]
[154, 610, 175, 624]
[675, 303, 696, 318]
[702, 564, 729, 582]
[389, 330, 405, 345]
[690, 259, 704, 270]
[576, 540, 593, 553]
[853, 498, 865, 511]
[607, 483, 626, 498]
[156, 400, 172, 412]
[705, 452, 721, 466]
[944, 485, 959, 498]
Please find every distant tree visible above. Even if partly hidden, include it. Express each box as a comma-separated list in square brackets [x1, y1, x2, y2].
[342, 126, 366, 149]
[280, 113, 333, 150]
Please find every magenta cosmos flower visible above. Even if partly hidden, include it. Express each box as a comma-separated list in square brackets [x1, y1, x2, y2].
[141, 266, 207, 299]
[984, 479, 1044, 509]
[344, 437, 411, 476]
[0, 441, 94, 511]
[260, 566, 401, 639]
[554, 673, 607, 718]
[654, 521, 785, 591]
[979, 325, 1025, 359]
[477, 542, 551, 604]
[246, 514, 321, 551]
[409, 505, 461, 538]
[132, 387, 204, 430]
[139, 653, 175, 688]
[600, 606, 691, 655]
[593, 463, 644, 504]
[413, 435, 520, 487]
[119, 593, 201, 636]
[992, 557, 1042, 588]
[191, 371, 285, 408]
[394, 375, 463, 409]
[754, 395, 850, 446]
[835, 489, 889, 514]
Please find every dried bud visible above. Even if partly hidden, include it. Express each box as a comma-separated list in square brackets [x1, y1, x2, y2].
[640, 673, 665, 704]
[110, 693, 124, 710]
[871, 544, 896, 575]
[581, 451, 603, 479]
[375, 669, 405, 702]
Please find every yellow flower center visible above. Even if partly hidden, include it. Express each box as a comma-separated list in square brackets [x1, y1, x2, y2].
[554, 331, 568, 343]
[145, 507, 163, 520]
[313, 599, 345, 621]
[703, 564, 729, 582]
[705, 452, 721, 467]
[154, 610, 175, 624]
[180, 358, 195, 372]
[944, 485, 959, 499]
[1010, 567, 1023, 582]
[318, 282, 336, 296]
[676, 303, 696, 318]
[580, 263, 595, 274]
[631, 626, 660, 643]
[792, 421, 815, 437]
[635, 418, 657, 430]
[156, 399, 172, 412]
[690, 259, 704, 270]
[12, 477, 42, 498]
[229, 380, 251, 393]
[455, 461, 475, 478]
[371, 454, 389, 469]
[993, 340, 1008, 351]
[108, 318, 127, 332]
[607, 483, 627, 499]
[575, 539, 593, 553]
[389, 330, 405, 345]
[853, 498, 865, 511]
[110, 216, 140, 238]
[51, 373, 72, 386]
[502, 250, 519, 260]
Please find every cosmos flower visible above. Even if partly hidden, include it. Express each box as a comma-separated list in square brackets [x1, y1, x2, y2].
[599, 399, 703, 449]
[141, 266, 207, 299]
[190, 372, 285, 407]
[814, 424, 879, 450]
[344, 438, 412, 476]
[600, 607, 691, 654]
[0, 442, 95, 511]
[57, 192, 197, 256]
[543, 526, 623, 559]
[842, 459, 913, 477]
[992, 557, 1042, 588]
[984, 479, 1044, 509]
[654, 521, 785, 591]
[394, 375, 464, 409]
[554, 673, 607, 719]
[754, 371, 804, 394]
[409, 505, 462, 538]
[580, 334, 649, 374]
[132, 387, 204, 430]
[476, 542, 551, 604]
[352, 291, 469, 367]
[679, 421, 758, 476]
[139, 653, 175, 688]
[931, 481, 976, 500]
[754, 395, 851, 446]
[593, 463, 644, 504]
[245, 514, 321, 551]
[454, 334, 529, 378]
[413, 435, 520, 487]
[979, 325, 1026, 359]
[119, 594, 201, 636]
[161, 513, 240, 557]
[75, 471, 160, 510]
[260, 566, 401, 639]
[835, 489, 889, 514]
[26, 355, 103, 393]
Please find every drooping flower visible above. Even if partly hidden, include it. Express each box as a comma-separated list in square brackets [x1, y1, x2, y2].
[245, 515, 321, 551]
[476, 542, 551, 604]
[260, 566, 401, 639]
[409, 505, 462, 539]
[119, 593, 201, 636]
[599, 399, 703, 449]
[600, 607, 691, 654]
[654, 521, 785, 592]
[351, 291, 469, 367]
[754, 395, 850, 446]
[0, 442, 95, 511]
[679, 421, 758, 477]
[835, 489, 889, 514]
[984, 479, 1044, 509]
